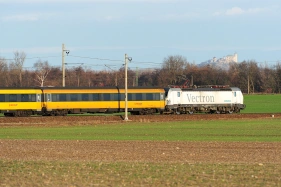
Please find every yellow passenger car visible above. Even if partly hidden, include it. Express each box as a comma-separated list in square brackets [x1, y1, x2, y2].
[41, 87, 165, 115]
[0, 88, 43, 116]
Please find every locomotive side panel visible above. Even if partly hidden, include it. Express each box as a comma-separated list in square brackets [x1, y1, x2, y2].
[181, 90, 233, 105]
[164, 87, 245, 114]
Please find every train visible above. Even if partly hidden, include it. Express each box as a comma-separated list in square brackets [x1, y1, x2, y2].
[164, 86, 245, 114]
[0, 86, 245, 117]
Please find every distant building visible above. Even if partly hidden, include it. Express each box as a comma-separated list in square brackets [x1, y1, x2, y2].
[199, 53, 238, 70]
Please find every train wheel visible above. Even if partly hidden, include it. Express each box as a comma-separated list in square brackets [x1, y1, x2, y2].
[228, 110, 234, 114]
[188, 111, 194, 114]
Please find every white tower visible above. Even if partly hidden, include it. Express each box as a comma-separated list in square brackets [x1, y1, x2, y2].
[233, 53, 238, 62]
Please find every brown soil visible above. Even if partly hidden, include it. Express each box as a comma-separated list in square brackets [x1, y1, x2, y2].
[1, 113, 281, 163]
[0, 113, 279, 127]
[1, 140, 281, 163]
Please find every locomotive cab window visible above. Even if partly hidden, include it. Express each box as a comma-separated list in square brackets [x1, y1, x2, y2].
[234, 92, 236, 97]
[177, 92, 180, 97]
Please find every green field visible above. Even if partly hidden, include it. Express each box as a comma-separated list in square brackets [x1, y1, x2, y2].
[1, 94, 281, 186]
[1, 118, 281, 186]
[0, 118, 281, 142]
[242, 94, 281, 113]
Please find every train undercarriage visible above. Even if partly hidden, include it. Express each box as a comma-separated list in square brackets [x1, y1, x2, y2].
[164, 104, 244, 115]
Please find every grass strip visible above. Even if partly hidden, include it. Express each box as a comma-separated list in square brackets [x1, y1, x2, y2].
[1, 118, 281, 142]
[242, 94, 281, 113]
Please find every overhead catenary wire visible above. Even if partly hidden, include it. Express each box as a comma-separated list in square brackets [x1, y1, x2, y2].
[2, 53, 281, 70]
[3, 55, 61, 61]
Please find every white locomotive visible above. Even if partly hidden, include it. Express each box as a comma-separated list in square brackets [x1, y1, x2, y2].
[164, 85, 245, 114]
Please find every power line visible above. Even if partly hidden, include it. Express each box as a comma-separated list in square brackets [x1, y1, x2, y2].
[3, 55, 61, 61]
[66, 55, 164, 66]
[67, 55, 124, 63]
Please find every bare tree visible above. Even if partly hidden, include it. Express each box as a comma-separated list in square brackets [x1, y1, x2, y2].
[33, 59, 51, 87]
[11, 51, 26, 87]
[161, 55, 187, 85]
[0, 57, 9, 86]
[275, 62, 281, 93]
[259, 62, 276, 93]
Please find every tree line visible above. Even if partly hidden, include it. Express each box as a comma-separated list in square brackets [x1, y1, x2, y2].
[1, 51, 281, 94]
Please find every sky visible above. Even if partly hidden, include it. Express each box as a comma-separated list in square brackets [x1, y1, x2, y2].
[0, 0, 280, 71]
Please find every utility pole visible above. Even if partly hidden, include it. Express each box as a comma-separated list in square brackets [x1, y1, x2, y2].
[62, 44, 65, 87]
[124, 54, 132, 121]
[62, 43, 69, 87]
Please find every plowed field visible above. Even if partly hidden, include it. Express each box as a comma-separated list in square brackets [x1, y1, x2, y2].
[1, 113, 281, 164]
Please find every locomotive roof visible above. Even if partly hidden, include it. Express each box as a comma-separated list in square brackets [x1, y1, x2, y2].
[182, 87, 233, 91]
[165, 87, 241, 92]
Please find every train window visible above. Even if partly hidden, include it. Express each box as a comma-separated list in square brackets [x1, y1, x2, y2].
[92, 94, 100, 101]
[234, 92, 236, 97]
[70, 94, 78, 101]
[136, 93, 142, 100]
[82, 94, 89, 101]
[37, 94, 41, 102]
[9, 94, 17, 102]
[154, 93, 160, 100]
[160, 93, 164, 100]
[112, 93, 119, 101]
[30, 95, 36, 102]
[103, 93, 111, 101]
[120, 93, 125, 100]
[59, 94, 67, 101]
[177, 92, 180, 97]
[128, 93, 133, 101]
[146, 93, 153, 100]
[20, 94, 29, 102]
[51, 94, 58, 102]
[0, 94, 5, 102]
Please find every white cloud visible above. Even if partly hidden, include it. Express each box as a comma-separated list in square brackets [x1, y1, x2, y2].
[225, 7, 244, 16]
[140, 12, 199, 22]
[214, 6, 271, 17]
[0, 0, 185, 3]
[1, 14, 39, 22]
[1, 12, 57, 22]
